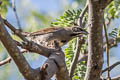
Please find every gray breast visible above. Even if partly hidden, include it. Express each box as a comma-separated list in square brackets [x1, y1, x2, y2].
[26, 32, 70, 49]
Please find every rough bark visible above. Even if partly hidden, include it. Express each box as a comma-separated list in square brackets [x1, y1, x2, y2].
[35, 50, 71, 80]
[0, 16, 41, 80]
[85, 0, 104, 80]
[54, 51, 71, 80]
[0, 16, 71, 80]
[84, 0, 113, 80]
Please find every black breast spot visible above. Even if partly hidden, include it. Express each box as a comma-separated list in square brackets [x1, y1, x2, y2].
[70, 33, 78, 36]
[61, 40, 67, 43]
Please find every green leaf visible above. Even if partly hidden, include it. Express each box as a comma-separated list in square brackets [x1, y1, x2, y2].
[0, 0, 9, 17]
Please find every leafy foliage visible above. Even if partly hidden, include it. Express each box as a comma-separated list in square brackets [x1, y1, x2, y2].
[105, 0, 120, 25]
[52, 9, 87, 79]
[107, 1, 120, 18]
[65, 38, 86, 80]
[65, 39, 76, 68]
[0, 0, 9, 52]
[51, 9, 82, 27]
[109, 27, 120, 44]
[54, 1, 120, 79]
[109, 28, 118, 38]
[0, 0, 120, 80]
[0, 0, 9, 17]
[104, 0, 120, 48]
[73, 61, 86, 80]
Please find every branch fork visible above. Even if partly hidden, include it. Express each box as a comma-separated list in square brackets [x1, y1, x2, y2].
[0, 16, 70, 80]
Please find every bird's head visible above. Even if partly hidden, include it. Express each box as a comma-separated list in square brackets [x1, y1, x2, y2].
[67, 26, 88, 37]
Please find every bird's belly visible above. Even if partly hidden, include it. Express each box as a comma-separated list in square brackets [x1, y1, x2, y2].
[26, 35, 66, 48]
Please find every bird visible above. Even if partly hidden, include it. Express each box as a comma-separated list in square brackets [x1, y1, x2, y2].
[21, 26, 88, 49]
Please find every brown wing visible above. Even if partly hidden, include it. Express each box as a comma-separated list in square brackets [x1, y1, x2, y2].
[30, 27, 63, 36]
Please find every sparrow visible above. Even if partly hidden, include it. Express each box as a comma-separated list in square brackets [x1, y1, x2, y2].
[21, 26, 88, 48]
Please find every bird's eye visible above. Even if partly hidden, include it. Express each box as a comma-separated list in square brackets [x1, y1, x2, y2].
[72, 27, 83, 32]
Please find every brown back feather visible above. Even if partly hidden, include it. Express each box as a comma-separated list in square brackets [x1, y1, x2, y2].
[30, 27, 63, 36]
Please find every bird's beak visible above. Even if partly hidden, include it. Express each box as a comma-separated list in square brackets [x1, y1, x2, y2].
[74, 30, 88, 35]
[80, 30, 88, 35]
[70, 27, 88, 37]
[71, 30, 88, 37]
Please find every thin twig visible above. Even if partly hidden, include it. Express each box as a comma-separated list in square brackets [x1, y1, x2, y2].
[69, 1, 88, 78]
[12, 0, 22, 30]
[102, 61, 120, 74]
[3, 19, 28, 42]
[78, 1, 88, 27]
[78, 53, 88, 63]
[69, 37, 84, 78]
[0, 56, 11, 66]
[0, 49, 29, 67]
[104, 20, 110, 79]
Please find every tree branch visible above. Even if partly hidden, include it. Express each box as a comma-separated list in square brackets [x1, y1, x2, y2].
[12, 0, 22, 30]
[0, 49, 31, 66]
[77, 37, 119, 65]
[3, 19, 27, 41]
[0, 15, 41, 80]
[1, 16, 71, 80]
[53, 51, 71, 80]
[69, 37, 85, 78]
[35, 50, 71, 80]
[104, 38, 118, 50]
[104, 19, 110, 79]
[78, 53, 88, 63]
[85, 0, 104, 79]
[105, 0, 114, 8]
[0, 56, 11, 66]
[15, 40, 55, 57]
[102, 61, 120, 74]
[3, 19, 57, 57]
[69, 1, 88, 78]
[78, 1, 88, 27]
